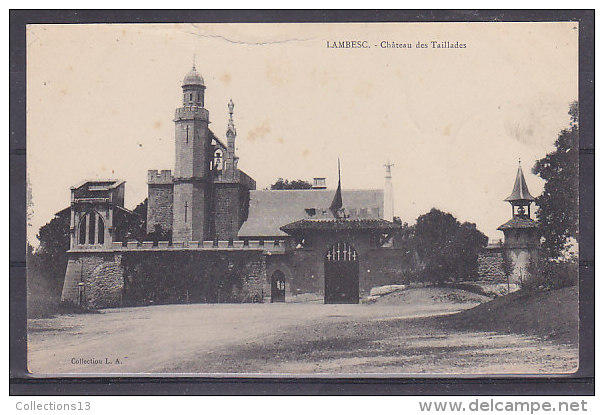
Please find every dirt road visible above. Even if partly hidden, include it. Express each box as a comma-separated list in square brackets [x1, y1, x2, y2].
[28, 298, 577, 376]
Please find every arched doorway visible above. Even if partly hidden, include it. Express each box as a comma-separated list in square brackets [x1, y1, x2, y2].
[271, 270, 286, 303]
[324, 242, 359, 304]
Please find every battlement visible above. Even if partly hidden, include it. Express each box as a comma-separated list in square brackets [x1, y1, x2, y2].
[147, 170, 173, 185]
[69, 239, 286, 254]
[174, 106, 209, 121]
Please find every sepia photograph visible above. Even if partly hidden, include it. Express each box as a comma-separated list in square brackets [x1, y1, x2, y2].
[22, 20, 582, 377]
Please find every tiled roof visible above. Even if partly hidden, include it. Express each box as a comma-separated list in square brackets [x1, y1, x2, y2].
[281, 218, 400, 234]
[497, 217, 538, 230]
[238, 189, 384, 237]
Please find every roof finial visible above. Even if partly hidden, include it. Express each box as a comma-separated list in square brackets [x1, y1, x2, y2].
[384, 160, 394, 178]
[228, 99, 234, 120]
[227, 99, 236, 137]
[518, 158, 522, 167]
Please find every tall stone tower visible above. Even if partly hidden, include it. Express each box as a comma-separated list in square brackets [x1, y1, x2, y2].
[497, 161, 540, 285]
[172, 65, 212, 242]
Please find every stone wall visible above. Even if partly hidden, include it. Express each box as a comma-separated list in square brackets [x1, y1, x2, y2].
[265, 235, 412, 300]
[120, 249, 266, 306]
[62, 248, 266, 309]
[86, 256, 124, 308]
[213, 184, 248, 240]
[172, 181, 212, 242]
[477, 249, 507, 283]
[363, 248, 411, 291]
[61, 252, 124, 308]
[477, 241, 540, 285]
[147, 183, 173, 234]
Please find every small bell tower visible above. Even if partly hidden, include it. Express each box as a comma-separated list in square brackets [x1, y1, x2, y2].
[497, 160, 540, 285]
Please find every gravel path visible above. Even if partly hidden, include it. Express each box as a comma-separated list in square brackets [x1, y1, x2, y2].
[27, 292, 577, 376]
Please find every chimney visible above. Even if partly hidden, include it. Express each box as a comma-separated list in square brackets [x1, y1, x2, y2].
[312, 177, 327, 189]
[384, 161, 394, 221]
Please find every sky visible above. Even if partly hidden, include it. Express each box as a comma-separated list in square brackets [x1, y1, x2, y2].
[26, 22, 578, 244]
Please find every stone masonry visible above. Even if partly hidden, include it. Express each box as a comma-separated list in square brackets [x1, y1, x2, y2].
[147, 170, 174, 234]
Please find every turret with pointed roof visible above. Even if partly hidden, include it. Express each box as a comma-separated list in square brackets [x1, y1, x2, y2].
[497, 160, 540, 285]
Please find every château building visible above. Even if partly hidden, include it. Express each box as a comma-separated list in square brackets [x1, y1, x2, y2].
[61, 66, 408, 307]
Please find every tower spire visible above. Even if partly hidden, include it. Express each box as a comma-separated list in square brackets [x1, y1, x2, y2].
[504, 160, 535, 219]
[224, 99, 238, 178]
[505, 161, 535, 203]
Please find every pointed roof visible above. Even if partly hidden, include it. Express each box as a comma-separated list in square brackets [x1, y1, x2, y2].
[504, 164, 535, 203]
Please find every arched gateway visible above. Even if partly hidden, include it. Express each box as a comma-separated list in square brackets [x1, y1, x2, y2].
[270, 270, 286, 303]
[324, 242, 359, 304]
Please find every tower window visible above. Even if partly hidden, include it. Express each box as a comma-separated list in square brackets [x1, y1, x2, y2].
[190, 93, 193, 102]
[184, 201, 188, 223]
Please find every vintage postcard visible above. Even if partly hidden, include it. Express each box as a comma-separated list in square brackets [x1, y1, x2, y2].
[25, 21, 580, 376]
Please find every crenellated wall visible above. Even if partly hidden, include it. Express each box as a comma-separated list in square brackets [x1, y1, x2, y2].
[61, 243, 274, 308]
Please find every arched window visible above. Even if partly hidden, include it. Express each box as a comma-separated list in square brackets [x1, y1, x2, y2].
[78, 212, 105, 246]
[214, 149, 223, 170]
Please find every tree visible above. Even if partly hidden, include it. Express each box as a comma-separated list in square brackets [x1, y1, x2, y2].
[532, 101, 579, 258]
[26, 210, 71, 316]
[121, 198, 148, 242]
[413, 208, 488, 284]
[270, 178, 313, 190]
[34, 209, 71, 295]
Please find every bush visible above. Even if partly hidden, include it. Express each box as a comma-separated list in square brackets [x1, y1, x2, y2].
[523, 257, 578, 291]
